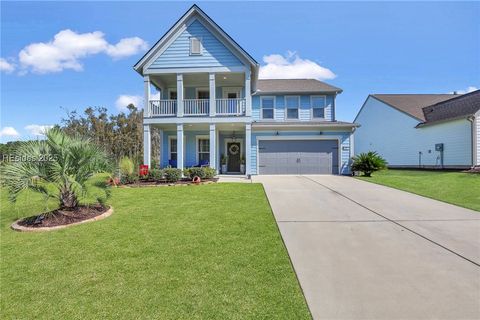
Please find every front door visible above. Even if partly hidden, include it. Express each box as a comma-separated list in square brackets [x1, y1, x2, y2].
[227, 142, 241, 172]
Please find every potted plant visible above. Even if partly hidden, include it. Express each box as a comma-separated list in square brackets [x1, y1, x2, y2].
[240, 155, 246, 174]
[220, 154, 227, 174]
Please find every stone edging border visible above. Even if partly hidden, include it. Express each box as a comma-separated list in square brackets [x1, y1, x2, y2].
[10, 206, 114, 233]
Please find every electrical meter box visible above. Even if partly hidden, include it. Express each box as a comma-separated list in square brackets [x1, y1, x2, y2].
[435, 143, 444, 152]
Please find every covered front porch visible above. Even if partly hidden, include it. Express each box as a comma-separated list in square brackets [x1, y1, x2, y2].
[143, 122, 252, 174]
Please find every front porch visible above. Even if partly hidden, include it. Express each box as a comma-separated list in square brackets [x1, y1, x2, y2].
[143, 122, 252, 175]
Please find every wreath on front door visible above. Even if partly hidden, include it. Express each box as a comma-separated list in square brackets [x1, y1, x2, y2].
[228, 144, 240, 155]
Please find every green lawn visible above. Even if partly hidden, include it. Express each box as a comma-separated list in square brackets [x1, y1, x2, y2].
[0, 181, 310, 319]
[357, 170, 480, 211]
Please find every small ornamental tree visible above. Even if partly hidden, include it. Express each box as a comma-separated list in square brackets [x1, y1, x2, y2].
[351, 151, 387, 177]
[1, 128, 111, 209]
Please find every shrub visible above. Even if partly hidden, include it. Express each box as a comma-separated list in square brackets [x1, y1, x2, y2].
[119, 156, 134, 176]
[120, 173, 138, 185]
[351, 151, 388, 177]
[183, 167, 217, 180]
[148, 168, 164, 181]
[203, 167, 216, 179]
[184, 167, 205, 179]
[163, 168, 182, 183]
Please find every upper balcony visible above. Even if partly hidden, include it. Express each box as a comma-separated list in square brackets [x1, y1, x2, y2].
[148, 98, 246, 117]
[144, 71, 251, 119]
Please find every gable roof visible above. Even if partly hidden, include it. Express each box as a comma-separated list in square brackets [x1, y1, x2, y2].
[371, 94, 456, 121]
[254, 79, 342, 95]
[134, 5, 259, 78]
[420, 90, 480, 125]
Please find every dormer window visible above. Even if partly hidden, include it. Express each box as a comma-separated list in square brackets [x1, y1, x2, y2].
[190, 37, 202, 55]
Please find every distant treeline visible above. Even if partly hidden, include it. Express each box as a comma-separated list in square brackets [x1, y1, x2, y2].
[1, 104, 160, 167]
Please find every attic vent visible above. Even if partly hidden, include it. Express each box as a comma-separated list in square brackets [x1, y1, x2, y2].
[190, 37, 202, 55]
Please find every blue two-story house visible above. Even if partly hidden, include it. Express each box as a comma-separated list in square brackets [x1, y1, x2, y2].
[135, 5, 357, 175]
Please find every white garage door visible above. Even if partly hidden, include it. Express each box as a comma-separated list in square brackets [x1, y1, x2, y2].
[258, 140, 339, 174]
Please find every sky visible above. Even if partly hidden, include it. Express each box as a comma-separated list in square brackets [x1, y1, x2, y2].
[1, 1, 479, 142]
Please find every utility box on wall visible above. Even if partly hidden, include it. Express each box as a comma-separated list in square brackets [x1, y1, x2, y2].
[435, 143, 444, 152]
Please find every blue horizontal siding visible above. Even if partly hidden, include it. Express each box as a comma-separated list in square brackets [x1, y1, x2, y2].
[252, 94, 335, 122]
[249, 130, 352, 175]
[149, 19, 244, 70]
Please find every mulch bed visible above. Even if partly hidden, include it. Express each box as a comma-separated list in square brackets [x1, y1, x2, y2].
[18, 204, 109, 228]
[120, 178, 219, 187]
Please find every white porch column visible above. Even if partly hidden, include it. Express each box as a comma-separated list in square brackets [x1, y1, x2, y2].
[143, 124, 151, 167]
[176, 73, 184, 117]
[144, 75, 151, 117]
[176, 123, 184, 171]
[209, 123, 216, 170]
[245, 123, 252, 175]
[245, 69, 252, 117]
[209, 73, 216, 117]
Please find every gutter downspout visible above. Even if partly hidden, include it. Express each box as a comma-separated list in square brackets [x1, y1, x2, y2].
[467, 116, 475, 168]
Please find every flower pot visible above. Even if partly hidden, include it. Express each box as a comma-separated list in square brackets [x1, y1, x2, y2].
[221, 164, 227, 174]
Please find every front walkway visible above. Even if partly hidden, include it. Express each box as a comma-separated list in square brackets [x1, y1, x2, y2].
[254, 175, 480, 319]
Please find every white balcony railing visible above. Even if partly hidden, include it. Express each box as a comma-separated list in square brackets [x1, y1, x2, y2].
[216, 98, 245, 116]
[149, 100, 176, 116]
[147, 99, 246, 117]
[184, 99, 209, 116]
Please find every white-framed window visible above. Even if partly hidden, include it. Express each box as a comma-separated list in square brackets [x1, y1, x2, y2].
[311, 96, 326, 119]
[261, 96, 274, 119]
[197, 137, 210, 163]
[285, 96, 299, 119]
[169, 137, 177, 161]
[189, 37, 202, 55]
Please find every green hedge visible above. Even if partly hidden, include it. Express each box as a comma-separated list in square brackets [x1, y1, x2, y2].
[183, 167, 216, 179]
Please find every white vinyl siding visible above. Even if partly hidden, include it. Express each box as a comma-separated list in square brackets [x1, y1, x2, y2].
[355, 97, 473, 167]
[261, 96, 275, 119]
[476, 115, 480, 165]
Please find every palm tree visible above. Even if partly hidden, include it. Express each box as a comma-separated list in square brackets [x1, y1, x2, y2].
[1, 129, 111, 209]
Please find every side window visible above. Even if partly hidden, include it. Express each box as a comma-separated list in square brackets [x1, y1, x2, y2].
[197, 139, 210, 163]
[285, 96, 299, 119]
[170, 138, 177, 161]
[169, 90, 177, 100]
[261, 97, 274, 119]
[312, 96, 326, 119]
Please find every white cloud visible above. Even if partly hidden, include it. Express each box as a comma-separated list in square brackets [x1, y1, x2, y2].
[259, 51, 336, 80]
[106, 37, 148, 59]
[115, 95, 143, 111]
[0, 58, 15, 73]
[0, 127, 20, 137]
[17, 29, 148, 74]
[24, 124, 53, 136]
[450, 86, 478, 94]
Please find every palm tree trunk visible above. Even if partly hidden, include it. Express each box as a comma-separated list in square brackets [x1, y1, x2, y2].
[60, 188, 78, 208]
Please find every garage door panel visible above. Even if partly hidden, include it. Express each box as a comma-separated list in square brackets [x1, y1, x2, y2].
[259, 140, 338, 175]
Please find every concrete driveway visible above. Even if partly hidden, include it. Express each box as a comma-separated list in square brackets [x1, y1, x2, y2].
[253, 175, 480, 320]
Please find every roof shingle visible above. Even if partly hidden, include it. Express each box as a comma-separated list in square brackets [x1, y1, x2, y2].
[421, 90, 480, 124]
[372, 94, 456, 121]
[255, 79, 342, 94]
